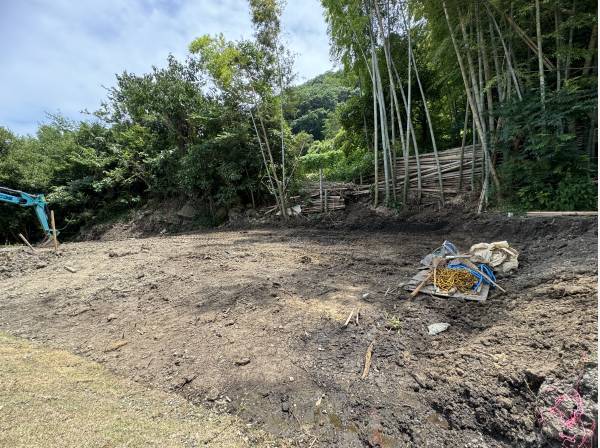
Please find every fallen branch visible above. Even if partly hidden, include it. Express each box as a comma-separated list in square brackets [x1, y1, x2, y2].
[361, 340, 375, 379]
[69, 308, 93, 317]
[104, 340, 128, 352]
[343, 308, 355, 328]
[18, 233, 35, 252]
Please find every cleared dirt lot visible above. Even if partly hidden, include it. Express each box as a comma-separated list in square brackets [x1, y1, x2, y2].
[0, 214, 597, 447]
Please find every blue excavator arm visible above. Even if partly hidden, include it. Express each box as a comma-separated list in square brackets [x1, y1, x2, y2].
[0, 186, 54, 238]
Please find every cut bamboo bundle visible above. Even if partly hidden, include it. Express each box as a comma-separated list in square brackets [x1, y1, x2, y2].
[369, 145, 484, 199]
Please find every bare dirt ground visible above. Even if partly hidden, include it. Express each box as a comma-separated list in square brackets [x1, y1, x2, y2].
[0, 210, 597, 447]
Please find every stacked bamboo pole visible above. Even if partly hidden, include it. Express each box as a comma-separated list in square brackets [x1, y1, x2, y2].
[301, 195, 346, 213]
[367, 145, 483, 199]
[295, 181, 356, 214]
[294, 145, 482, 214]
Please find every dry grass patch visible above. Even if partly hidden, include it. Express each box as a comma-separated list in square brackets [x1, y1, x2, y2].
[0, 332, 280, 448]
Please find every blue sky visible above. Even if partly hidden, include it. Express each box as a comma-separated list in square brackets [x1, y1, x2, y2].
[0, 0, 334, 135]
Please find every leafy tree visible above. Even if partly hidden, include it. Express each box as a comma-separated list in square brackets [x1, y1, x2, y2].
[189, 0, 295, 218]
[287, 71, 354, 140]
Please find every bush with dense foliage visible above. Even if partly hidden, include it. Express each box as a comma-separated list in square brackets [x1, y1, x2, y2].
[0, 57, 268, 241]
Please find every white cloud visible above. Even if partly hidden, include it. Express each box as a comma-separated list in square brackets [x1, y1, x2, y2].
[0, 0, 334, 135]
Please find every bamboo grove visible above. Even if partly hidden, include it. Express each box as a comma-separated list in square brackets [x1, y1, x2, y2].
[321, 0, 597, 211]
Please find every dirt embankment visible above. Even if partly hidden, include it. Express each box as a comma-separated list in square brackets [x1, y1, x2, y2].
[0, 211, 597, 447]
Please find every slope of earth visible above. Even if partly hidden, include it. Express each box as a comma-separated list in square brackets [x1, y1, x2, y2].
[0, 332, 279, 448]
[0, 214, 597, 447]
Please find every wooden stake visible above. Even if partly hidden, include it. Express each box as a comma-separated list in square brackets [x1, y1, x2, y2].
[361, 340, 375, 379]
[50, 210, 58, 252]
[18, 233, 35, 251]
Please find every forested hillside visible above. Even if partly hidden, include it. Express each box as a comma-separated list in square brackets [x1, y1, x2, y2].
[0, 0, 597, 241]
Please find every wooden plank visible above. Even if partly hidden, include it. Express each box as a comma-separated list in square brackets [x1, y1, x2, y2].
[525, 211, 598, 217]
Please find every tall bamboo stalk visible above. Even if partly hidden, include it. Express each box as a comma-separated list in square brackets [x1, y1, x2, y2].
[443, 0, 500, 212]
[411, 50, 445, 205]
[373, 0, 406, 201]
[535, 0, 546, 108]
[277, 56, 286, 193]
[478, 8, 495, 138]
[458, 101, 470, 191]
[471, 123, 477, 191]
[250, 110, 281, 214]
[389, 83, 397, 196]
[487, 5, 523, 100]
[371, 51, 379, 207]
[554, 3, 561, 91]
[490, 20, 504, 102]
[372, 42, 392, 204]
[461, 12, 486, 137]
[487, 0, 555, 70]
[403, 5, 413, 203]
[367, 4, 392, 204]
[258, 114, 287, 219]
[564, 0, 575, 80]
[463, 7, 490, 209]
[390, 59, 423, 201]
